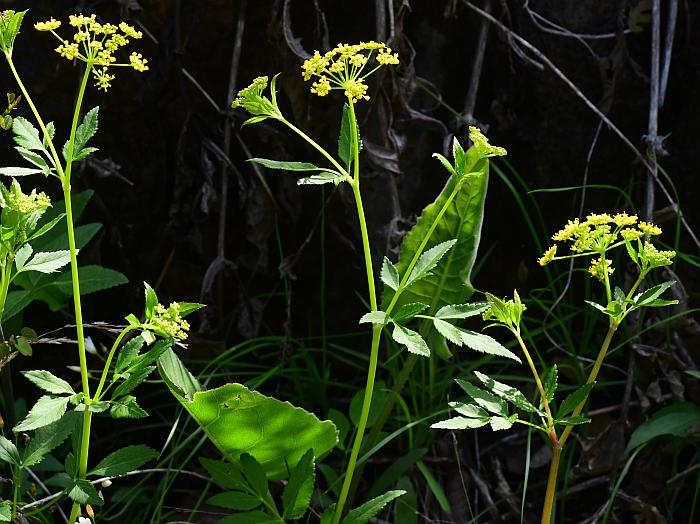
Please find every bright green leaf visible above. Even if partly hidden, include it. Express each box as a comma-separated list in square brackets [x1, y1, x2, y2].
[380, 257, 400, 291]
[248, 158, 322, 171]
[22, 370, 75, 395]
[14, 395, 71, 432]
[109, 395, 148, 419]
[459, 329, 521, 362]
[391, 302, 428, 324]
[557, 383, 595, 419]
[405, 239, 457, 287]
[282, 448, 315, 519]
[18, 250, 71, 274]
[341, 490, 405, 524]
[207, 491, 261, 511]
[88, 445, 158, 477]
[0, 436, 20, 466]
[473, 371, 538, 413]
[392, 324, 430, 357]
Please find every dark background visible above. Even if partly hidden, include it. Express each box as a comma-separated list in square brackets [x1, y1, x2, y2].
[2, 1, 700, 522]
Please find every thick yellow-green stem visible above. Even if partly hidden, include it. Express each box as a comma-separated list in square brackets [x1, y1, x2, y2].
[541, 446, 562, 524]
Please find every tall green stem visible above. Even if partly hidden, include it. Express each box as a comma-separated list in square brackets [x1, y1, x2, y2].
[332, 100, 378, 523]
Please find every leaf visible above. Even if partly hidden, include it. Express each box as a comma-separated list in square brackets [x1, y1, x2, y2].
[14, 395, 71, 432]
[165, 381, 337, 480]
[338, 103, 355, 166]
[349, 382, 388, 428]
[115, 335, 146, 374]
[473, 371, 538, 413]
[73, 146, 98, 162]
[451, 401, 490, 418]
[430, 416, 489, 430]
[405, 239, 457, 287]
[2, 290, 32, 320]
[341, 490, 405, 524]
[0, 10, 27, 51]
[21, 412, 80, 467]
[541, 365, 558, 404]
[16, 146, 50, 171]
[63, 106, 99, 161]
[626, 402, 700, 453]
[200, 457, 246, 490]
[359, 311, 389, 325]
[248, 158, 323, 171]
[557, 416, 591, 426]
[557, 383, 595, 419]
[88, 445, 158, 477]
[74, 401, 110, 413]
[178, 302, 206, 317]
[66, 478, 103, 505]
[18, 250, 71, 274]
[435, 302, 489, 320]
[109, 395, 148, 419]
[380, 257, 400, 291]
[157, 348, 200, 400]
[144, 282, 158, 321]
[0, 166, 44, 176]
[50, 265, 128, 295]
[297, 172, 345, 186]
[240, 452, 268, 497]
[242, 115, 269, 126]
[392, 324, 430, 357]
[633, 281, 676, 306]
[489, 414, 517, 431]
[14, 243, 32, 271]
[391, 302, 428, 324]
[459, 329, 521, 362]
[12, 116, 43, 151]
[0, 436, 20, 466]
[112, 366, 155, 399]
[382, 146, 491, 315]
[282, 448, 315, 519]
[43, 121, 55, 147]
[22, 370, 75, 395]
[432, 318, 463, 345]
[432, 153, 455, 175]
[0, 501, 10, 522]
[455, 379, 507, 416]
[26, 214, 65, 242]
[207, 491, 261, 511]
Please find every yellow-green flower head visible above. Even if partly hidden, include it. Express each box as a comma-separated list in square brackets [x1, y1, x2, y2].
[231, 75, 278, 116]
[35, 18, 61, 31]
[468, 126, 507, 157]
[37, 13, 148, 91]
[301, 41, 400, 104]
[640, 241, 675, 268]
[538, 245, 557, 266]
[613, 212, 637, 227]
[585, 213, 613, 225]
[638, 221, 662, 236]
[4, 179, 51, 215]
[588, 257, 614, 282]
[620, 228, 644, 241]
[149, 302, 191, 340]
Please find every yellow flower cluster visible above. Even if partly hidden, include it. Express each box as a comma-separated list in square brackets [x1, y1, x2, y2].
[588, 257, 614, 281]
[301, 41, 399, 103]
[6, 183, 51, 215]
[34, 13, 148, 91]
[231, 75, 279, 117]
[149, 302, 191, 340]
[469, 126, 507, 158]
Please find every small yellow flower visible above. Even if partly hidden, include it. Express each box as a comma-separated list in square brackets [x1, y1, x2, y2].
[311, 76, 331, 97]
[469, 126, 507, 157]
[34, 18, 61, 31]
[55, 41, 80, 60]
[613, 212, 637, 227]
[129, 52, 149, 72]
[344, 78, 369, 103]
[638, 221, 662, 236]
[119, 21, 142, 39]
[586, 213, 613, 225]
[620, 228, 644, 241]
[552, 218, 582, 242]
[588, 257, 614, 281]
[69, 14, 95, 27]
[377, 48, 399, 65]
[92, 67, 115, 91]
[538, 245, 557, 266]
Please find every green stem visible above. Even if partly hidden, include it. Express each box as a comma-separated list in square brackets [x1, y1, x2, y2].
[0, 258, 12, 323]
[541, 446, 561, 524]
[93, 325, 136, 401]
[280, 118, 350, 180]
[333, 99, 378, 523]
[514, 330, 555, 426]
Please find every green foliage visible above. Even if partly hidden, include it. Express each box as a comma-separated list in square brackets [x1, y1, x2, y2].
[626, 402, 700, 453]
[341, 490, 406, 524]
[62, 106, 98, 161]
[87, 445, 158, 477]
[0, 10, 27, 54]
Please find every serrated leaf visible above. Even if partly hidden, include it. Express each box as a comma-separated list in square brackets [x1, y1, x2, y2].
[88, 444, 158, 477]
[380, 257, 400, 291]
[240, 452, 268, 497]
[455, 379, 507, 416]
[21, 412, 80, 467]
[557, 416, 591, 426]
[15, 146, 49, 171]
[178, 302, 205, 317]
[0, 166, 44, 176]
[489, 414, 517, 431]
[74, 401, 110, 413]
[14, 395, 71, 432]
[26, 214, 65, 242]
[110, 395, 148, 419]
[297, 171, 345, 186]
[392, 324, 430, 357]
[430, 416, 489, 430]
[63, 106, 99, 161]
[43, 121, 55, 147]
[12, 116, 43, 151]
[459, 329, 521, 362]
[473, 371, 538, 413]
[144, 282, 158, 321]
[115, 335, 146, 374]
[338, 103, 354, 166]
[432, 153, 455, 175]
[207, 491, 261, 511]
[557, 383, 595, 419]
[22, 370, 75, 395]
[341, 490, 405, 524]
[541, 364, 558, 404]
[642, 298, 678, 307]
[435, 302, 489, 319]
[633, 281, 676, 306]
[406, 239, 457, 287]
[18, 250, 71, 274]
[66, 478, 103, 505]
[248, 158, 323, 171]
[112, 366, 155, 399]
[282, 448, 315, 519]
[49, 265, 128, 295]
[73, 146, 98, 162]
[0, 500, 10, 522]
[200, 458, 245, 490]
[242, 115, 269, 126]
[392, 302, 428, 324]
[450, 401, 489, 418]
[14, 243, 32, 271]
[0, 436, 20, 466]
